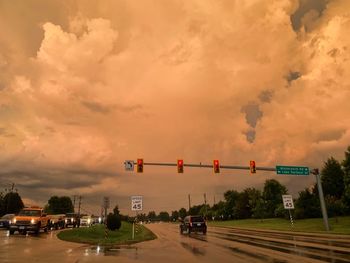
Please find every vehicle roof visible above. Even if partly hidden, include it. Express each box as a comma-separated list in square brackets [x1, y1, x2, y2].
[22, 207, 43, 211]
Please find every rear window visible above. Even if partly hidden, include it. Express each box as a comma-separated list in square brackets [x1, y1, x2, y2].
[190, 216, 204, 222]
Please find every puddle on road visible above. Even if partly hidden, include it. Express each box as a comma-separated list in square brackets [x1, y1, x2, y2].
[180, 242, 206, 256]
[227, 246, 288, 263]
[216, 234, 350, 263]
[86, 245, 138, 258]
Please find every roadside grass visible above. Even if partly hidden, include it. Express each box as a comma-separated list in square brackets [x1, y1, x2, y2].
[57, 221, 157, 245]
[208, 216, 350, 234]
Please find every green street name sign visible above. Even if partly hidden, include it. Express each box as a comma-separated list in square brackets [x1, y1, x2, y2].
[276, 166, 309, 176]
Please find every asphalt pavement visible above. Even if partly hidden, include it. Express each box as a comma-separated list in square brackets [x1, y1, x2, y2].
[1, 223, 350, 263]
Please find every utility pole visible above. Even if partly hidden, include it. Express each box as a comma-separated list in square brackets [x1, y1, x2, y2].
[204, 193, 207, 218]
[78, 196, 82, 217]
[213, 195, 216, 205]
[73, 195, 77, 212]
[188, 194, 191, 212]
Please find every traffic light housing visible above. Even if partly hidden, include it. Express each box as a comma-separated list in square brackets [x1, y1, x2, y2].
[177, 159, 184, 173]
[250, 160, 256, 174]
[137, 159, 143, 173]
[213, 160, 220, 173]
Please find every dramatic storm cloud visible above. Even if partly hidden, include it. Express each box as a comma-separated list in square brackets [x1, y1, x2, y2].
[1, 0, 350, 214]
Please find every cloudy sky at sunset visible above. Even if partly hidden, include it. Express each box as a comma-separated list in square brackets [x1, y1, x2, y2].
[1, 0, 350, 215]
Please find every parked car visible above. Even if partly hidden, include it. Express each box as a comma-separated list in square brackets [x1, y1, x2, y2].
[91, 215, 102, 224]
[80, 215, 93, 227]
[0, 214, 15, 229]
[9, 207, 49, 235]
[48, 214, 65, 230]
[64, 213, 80, 228]
[179, 215, 207, 235]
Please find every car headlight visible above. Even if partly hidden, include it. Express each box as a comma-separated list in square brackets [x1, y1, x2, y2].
[31, 219, 37, 224]
[87, 219, 91, 224]
[12, 218, 16, 224]
[65, 219, 67, 223]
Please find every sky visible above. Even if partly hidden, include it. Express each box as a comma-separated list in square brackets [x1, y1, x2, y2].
[0, 0, 350, 215]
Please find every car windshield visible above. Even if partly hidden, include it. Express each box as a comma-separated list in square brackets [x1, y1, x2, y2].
[18, 210, 41, 217]
[66, 213, 77, 217]
[191, 216, 204, 222]
[1, 214, 13, 219]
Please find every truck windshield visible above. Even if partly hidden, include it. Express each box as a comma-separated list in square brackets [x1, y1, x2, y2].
[191, 216, 204, 222]
[18, 210, 41, 217]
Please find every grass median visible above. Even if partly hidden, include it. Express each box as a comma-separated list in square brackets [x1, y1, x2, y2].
[57, 222, 157, 245]
[208, 216, 350, 234]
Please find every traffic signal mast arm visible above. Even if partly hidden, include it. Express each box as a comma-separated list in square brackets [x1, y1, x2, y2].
[141, 161, 277, 171]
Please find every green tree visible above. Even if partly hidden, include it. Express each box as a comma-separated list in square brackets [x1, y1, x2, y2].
[321, 157, 344, 199]
[178, 208, 187, 219]
[211, 201, 226, 220]
[4, 192, 24, 214]
[0, 191, 5, 216]
[235, 188, 261, 219]
[113, 205, 120, 215]
[46, 196, 74, 214]
[263, 179, 287, 217]
[171, 210, 179, 221]
[294, 187, 321, 219]
[235, 191, 250, 219]
[252, 197, 267, 221]
[147, 211, 157, 222]
[342, 146, 350, 213]
[189, 204, 204, 216]
[158, 211, 170, 222]
[106, 212, 121, 230]
[224, 190, 239, 219]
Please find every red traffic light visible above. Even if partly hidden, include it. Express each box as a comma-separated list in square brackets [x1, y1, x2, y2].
[213, 160, 220, 173]
[250, 160, 256, 174]
[137, 159, 143, 173]
[177, 159, 184, 173]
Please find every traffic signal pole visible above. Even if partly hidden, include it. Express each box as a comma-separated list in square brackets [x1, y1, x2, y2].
[143, 162, 277, 171]
[312, 169, 330, 231]
[129, 160, 330, 231]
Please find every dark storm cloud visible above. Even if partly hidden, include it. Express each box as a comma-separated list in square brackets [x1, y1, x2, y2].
[316, 129, 346, 143]
[82, 101, 143, 114]
[291, 0, 329, 32]
[241, 103, 263, 128]
[0, 168, 115, 191]
[286, 71, 301, 85]
[0, 127, 15, 137]
[258, 90, 274, 103]
[82, 101, 113, 114]
[245, 130, 256, 144]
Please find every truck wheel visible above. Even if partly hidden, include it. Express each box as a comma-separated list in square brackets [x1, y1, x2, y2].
[44, 227, 48, 233]
[188, 228, 191, 234]
[9, 230, 15, 235]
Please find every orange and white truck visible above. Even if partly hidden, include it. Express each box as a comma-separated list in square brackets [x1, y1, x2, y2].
[9, 207, 50, 235]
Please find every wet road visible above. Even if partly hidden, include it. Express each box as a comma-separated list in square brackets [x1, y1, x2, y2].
[1, 224, 350, 263]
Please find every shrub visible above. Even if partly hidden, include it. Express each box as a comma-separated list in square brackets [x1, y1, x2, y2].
[106, 213, 121, 231]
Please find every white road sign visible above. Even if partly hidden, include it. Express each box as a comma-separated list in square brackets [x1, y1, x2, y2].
[125, 160, 135, 171]
[131, 196, 143, 211]
[282, 195, 294, 209]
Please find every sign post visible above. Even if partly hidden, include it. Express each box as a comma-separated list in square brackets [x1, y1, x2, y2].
[131, 196, 143, 239]
[282, 195, 295, 228]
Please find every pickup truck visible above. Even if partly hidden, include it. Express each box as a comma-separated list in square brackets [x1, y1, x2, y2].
[9, 207, 50, 235]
